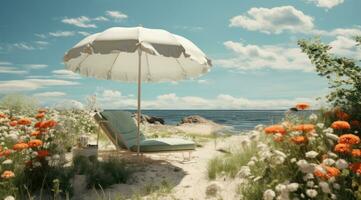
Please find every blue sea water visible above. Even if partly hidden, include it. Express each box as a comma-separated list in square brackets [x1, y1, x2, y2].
[127, 110, 288, 131]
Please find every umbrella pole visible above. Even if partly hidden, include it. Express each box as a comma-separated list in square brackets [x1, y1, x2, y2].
[137, 48, 142, 156]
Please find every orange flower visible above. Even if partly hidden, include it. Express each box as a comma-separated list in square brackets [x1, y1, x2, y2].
[325, 166, 340, 178]
[334, 143, 351, 154]
[338, 134, 360, 145]
[336, 111, 350, 121]
[35, 112, 45, 119]
[264, 125, 286, 135]
[45, 120, 57, 128]
[292, 124, 315, 132]
[314, 166, 340, 179]
[1, 170, 15, 179]
[34, 121, 45, 129]
[13, 143, 29, 151]
[0, 149, 11, 157]
[30, 131, 41, 137]
[295, 102, 310, 110]
[0, 113, 7, 118]
[9, 121, 17, 127]
[17, 118, 32, 126]
[350, 162, 361, 174]
[331, 121, 351, 130]
[28, 139, 43, 148]
[291, 136, 308, 144]
[350, 120, 361, 128]
[37, 150, 49, 158]
[352, 149, 361, 157]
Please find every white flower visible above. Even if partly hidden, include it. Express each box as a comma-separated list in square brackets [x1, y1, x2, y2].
[276, 184, 287, 192]
[307, 181, 314, 187]
[4, 196, 15, 200]
[305, 151, 319, 158]
[290, 131, 302, 137]
[247, 160, 255, 166]
[319, 182, 331, 193]
[326, 133, 339, 141]
[322, 158, 335, 166]
[290, 158, 297, 163]
[323, 127, 333, 134]
[335, 159, 348, 169]
[304, 173, 314, 180]
[237, 166, 251, 178]
[272, 156, 285, 165]
[306, 189, 318, 198]
[309, 114, 318, 121]
[274, 150, 287, 158]
[263, 189, 276, 200]
[330, 194, 337, 199]
[253, 176, 262, 182]
[327, 152, 338, 158]
[297, 160, 316, 173]
[2, 159, 13, 165]
[316, 123, 324, 129]
[287, 183, 299, 192]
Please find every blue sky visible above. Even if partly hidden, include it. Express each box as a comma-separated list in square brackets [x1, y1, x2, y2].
[0, 0, 360, 109]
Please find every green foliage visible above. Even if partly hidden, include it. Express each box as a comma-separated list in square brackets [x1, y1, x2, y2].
[0, 94, 39, 116]
[73, 156, 132, 189]
[298, 38, 361, 119]
[14, 166, 74, 199]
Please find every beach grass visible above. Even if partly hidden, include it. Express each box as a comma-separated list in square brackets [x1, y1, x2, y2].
[207, 139, 259, 179]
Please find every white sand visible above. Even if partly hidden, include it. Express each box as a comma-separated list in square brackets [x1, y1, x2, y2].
[80, 134, 247, 200]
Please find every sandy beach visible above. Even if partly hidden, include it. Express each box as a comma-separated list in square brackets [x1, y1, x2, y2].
[77, 119, 244, 200]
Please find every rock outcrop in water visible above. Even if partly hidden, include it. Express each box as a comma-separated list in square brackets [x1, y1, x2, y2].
[180, 115, 212, 124]
[132, 113, 165, 125]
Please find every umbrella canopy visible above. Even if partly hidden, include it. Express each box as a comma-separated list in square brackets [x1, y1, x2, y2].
[64, 26, 212, 155]
[64, 27, 211, 82]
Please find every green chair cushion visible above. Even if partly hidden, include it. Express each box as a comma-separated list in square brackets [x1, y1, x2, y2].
[130, 138, 196, 152]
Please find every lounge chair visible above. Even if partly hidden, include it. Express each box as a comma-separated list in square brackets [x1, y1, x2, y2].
[94, 110, 196, 153]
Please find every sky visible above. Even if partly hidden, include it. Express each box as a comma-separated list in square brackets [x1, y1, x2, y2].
[0, 0, 360, 109]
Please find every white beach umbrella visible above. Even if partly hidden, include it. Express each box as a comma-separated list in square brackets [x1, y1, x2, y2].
[63, 26, 212, 155]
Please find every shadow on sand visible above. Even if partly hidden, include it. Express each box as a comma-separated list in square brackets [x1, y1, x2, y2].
[77, 149, 188, 199]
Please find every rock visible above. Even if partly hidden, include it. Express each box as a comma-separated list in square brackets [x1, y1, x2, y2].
[180, 115, 210, 124]
[205, 182, 222, 197]
[133, 113, 165, 125]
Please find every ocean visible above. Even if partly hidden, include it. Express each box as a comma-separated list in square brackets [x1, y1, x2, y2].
[127, 110, 288, 131]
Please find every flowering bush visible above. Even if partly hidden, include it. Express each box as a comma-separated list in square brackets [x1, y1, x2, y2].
[0, 108, 71, 198]
[234, 103, 361, 200]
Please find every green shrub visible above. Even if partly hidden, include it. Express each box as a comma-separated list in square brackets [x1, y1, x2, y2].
[73, 156, 133, 189]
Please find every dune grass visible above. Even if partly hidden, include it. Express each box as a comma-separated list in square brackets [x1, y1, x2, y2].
[207, 139, 259, 180]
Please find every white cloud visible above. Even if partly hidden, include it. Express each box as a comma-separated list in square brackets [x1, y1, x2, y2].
[96, 90, 320, 109]
[0, 79, 79, 92]
[24, 64, 48, 69]
[35, 33, 47, 39]
[173, 26, 203, 32]
[106, 10, 128, 20]
[93, 16, 109, 21]
[52, 70, 82, 79]
[329, 36, 361, 60]
[33, 91, 66, 97]
[49, 31, 76, 37]
[35, 41, 49, 46]
[0, 66, 27, 74]
[230, 6, 314, 34]
[215, 41, 313, 72]
[306, 0, 344, 9]
[61, 16, 96, 28]
[77, 31, 91, 36]
[312, 27, 361, 37]
[12, 43, 35, 50]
